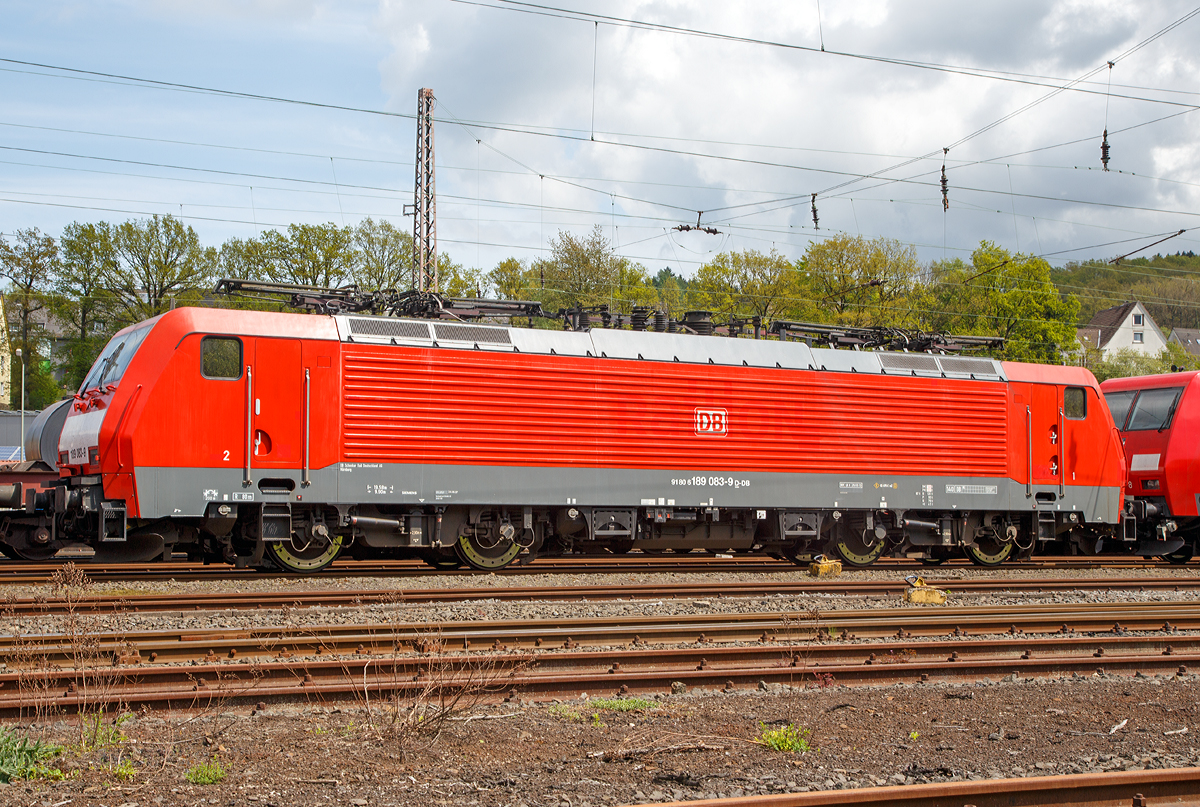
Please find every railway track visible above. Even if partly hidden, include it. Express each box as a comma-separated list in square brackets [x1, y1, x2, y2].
[9, 601, 1200, 662]
[3, 574, 1200, 615]
[0, 554, 1183, 583]
[4, 601, 1200, 714]
[655, 768, 1200, 807]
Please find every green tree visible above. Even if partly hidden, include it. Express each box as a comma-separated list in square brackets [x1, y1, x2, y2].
[217, 235, 274, 283]
[488, 257, 530, 301]
[691, 249, 806, 322]
[438, 254, 482, 297]
[1089, 343, 1192, 382]
[261, 223, 356, 288]
[926, 242, 1080, 363]
[105, 215, 216, 325]
[53, 222, 119, 391]
[803, 234, 921, 327]
[531, 226, 654, 314]
[651, 268, 692, 317]
[352, 218, 411, 291]
[0, 228, 62, 408]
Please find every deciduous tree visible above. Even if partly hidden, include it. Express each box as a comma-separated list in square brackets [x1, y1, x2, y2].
[802, 234, 921, 327]
[691, 249, 806, 322]
[54, 222, 118, 390]
[0, 228, 63, 407]
[105, 215, 216, 325]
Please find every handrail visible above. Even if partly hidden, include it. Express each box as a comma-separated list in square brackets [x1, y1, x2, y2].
[1059, 406, 1066, 497]
[302, 368, 311, 487]
[244, 366, 253, 487]
[1026, 406, 1032, 499]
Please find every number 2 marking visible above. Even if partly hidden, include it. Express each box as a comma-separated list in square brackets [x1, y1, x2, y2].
[223, 450, 230, 462]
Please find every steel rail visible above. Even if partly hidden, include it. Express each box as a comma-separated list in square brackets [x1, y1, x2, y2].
[2, 631, 1198, 715]
[8, 601, 1200, 664]
[4, 575, 1200, 616]
[0, 555, 1177, 583]
[649, 767, 1200, 807]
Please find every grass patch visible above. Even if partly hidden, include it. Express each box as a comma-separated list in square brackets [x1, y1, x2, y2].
[548, 704, 582, 721]
[113, 757, 137, 781]
[78, 710, 132, 752]
[0, 726, 64, 783]
[185, 758, 227, 785]
[588, 697, 655, 712]
[755, 723, 812, 753]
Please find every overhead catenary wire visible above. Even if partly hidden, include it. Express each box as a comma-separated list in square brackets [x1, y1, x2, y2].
[4, 34, 1195, 278]
[453, 1, 1200, 108]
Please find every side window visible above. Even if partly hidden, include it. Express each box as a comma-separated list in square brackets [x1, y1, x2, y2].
[1064, 387, 1087, 420]
[202, 337, 243, 379]
[1126, 387, 1184, 431]
[1103, 390, 1136, 429]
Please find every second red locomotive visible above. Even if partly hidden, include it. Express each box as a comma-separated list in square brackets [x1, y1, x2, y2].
[1102, 370, 1200, 562]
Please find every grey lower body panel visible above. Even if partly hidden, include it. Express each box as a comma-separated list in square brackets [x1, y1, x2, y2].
[133, 463, 1121, 524]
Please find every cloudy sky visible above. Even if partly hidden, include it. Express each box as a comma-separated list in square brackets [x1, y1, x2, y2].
[2, 0, 1199, 280]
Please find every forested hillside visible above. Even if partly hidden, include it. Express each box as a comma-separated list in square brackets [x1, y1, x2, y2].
[1053, 251, 1200, 331]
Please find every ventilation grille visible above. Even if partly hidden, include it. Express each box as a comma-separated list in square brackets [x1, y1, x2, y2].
[878, 353, 941, 373]
[347, 318, 431, 339]
[938, 356, 998, 376]
[433, 323, 512, 344]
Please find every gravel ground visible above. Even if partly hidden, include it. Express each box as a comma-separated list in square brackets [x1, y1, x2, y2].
[5, 674, 1200, 805]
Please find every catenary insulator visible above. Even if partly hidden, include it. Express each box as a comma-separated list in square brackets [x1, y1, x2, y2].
[1101, 129, 1111, 171]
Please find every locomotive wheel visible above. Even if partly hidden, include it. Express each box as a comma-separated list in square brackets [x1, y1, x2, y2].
[964, 536, 1013, 566]
[4, 540, 62, 561]
[780, 544, 812, 568]
[265, 535, 343, 573]
[421, 551, 463, 571]
[456, 533, 520, 570]
[1162, 544, 1194, 565]
[833, 531, 887, 567]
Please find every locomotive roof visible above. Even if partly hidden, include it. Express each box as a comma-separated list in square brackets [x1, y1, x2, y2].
[1101, 369, 1200, 392]
[332, 313, 1009, 383]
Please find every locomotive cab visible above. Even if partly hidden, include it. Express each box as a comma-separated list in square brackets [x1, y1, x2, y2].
[0, 318, 161, 562]
[1101, 370, 1200, 562]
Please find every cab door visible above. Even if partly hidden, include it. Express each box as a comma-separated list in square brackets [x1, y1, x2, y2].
[1029, 383, 1062, 493]
[250, 338, 303, 470]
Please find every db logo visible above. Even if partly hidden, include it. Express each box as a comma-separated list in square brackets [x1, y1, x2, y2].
[694, 408, 728, 436]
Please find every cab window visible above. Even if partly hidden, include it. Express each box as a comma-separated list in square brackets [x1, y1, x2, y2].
[80, 322, 154, 392]
[1103, 390, 1136, 429]
[201, 337, 243, 379]
[1126, 387, 1184, 431]
[1064, 387, 1087, 420]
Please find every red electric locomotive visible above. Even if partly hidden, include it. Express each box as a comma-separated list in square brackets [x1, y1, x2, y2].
[1101, 370, 1200, 562]
[0, 305, 1127, 572]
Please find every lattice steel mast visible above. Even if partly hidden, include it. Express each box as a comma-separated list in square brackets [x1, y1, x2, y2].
[413, 88, 438, 292]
